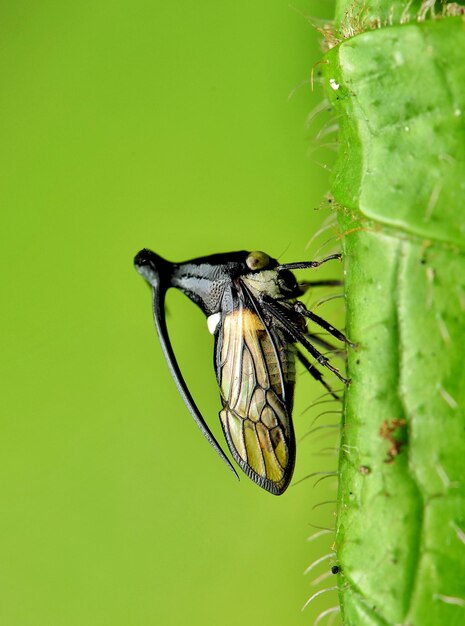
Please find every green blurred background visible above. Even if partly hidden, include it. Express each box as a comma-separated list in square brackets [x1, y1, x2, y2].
[1, 1, 342, 624]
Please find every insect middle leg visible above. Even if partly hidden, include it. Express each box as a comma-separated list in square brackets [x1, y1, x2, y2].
[298, 279, 343, 293]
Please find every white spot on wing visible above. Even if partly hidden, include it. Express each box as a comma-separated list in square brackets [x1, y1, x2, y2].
[329, 78, 339, 90]
[207, 312, 221, 335]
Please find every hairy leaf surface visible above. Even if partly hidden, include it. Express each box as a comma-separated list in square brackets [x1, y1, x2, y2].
[323, 6, 465, 625]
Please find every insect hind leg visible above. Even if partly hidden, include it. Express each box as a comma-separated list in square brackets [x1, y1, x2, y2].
[297, 351, 340, 401]
[261, 296, 349, 385]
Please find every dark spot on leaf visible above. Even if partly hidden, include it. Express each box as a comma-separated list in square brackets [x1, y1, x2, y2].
[379, 418, 408, 463]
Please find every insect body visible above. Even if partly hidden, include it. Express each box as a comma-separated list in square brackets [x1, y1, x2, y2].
[134, 249, 350, 495]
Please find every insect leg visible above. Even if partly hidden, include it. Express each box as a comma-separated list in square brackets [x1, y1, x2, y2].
[261, 296, 349, 385]
[294, 301, 355, 347]
[306, 333, 345, 357]
[299, 279, 343, 292]
[296, 351, 340, 400]
[277, 253, 341, 271]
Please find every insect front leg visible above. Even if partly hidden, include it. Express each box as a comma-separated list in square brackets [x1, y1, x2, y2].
[277, 253, 342, 272]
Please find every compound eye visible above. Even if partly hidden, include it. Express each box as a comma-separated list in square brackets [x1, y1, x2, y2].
[246, 251, 270, 271]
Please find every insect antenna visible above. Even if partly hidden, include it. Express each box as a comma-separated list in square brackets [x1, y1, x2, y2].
[275, 241, 293, 262]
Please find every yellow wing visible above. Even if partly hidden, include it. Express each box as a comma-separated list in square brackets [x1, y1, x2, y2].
[216, 307, 296, 494]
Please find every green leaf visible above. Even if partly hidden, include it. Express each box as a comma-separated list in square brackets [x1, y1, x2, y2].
[323, 6, 465, 625]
